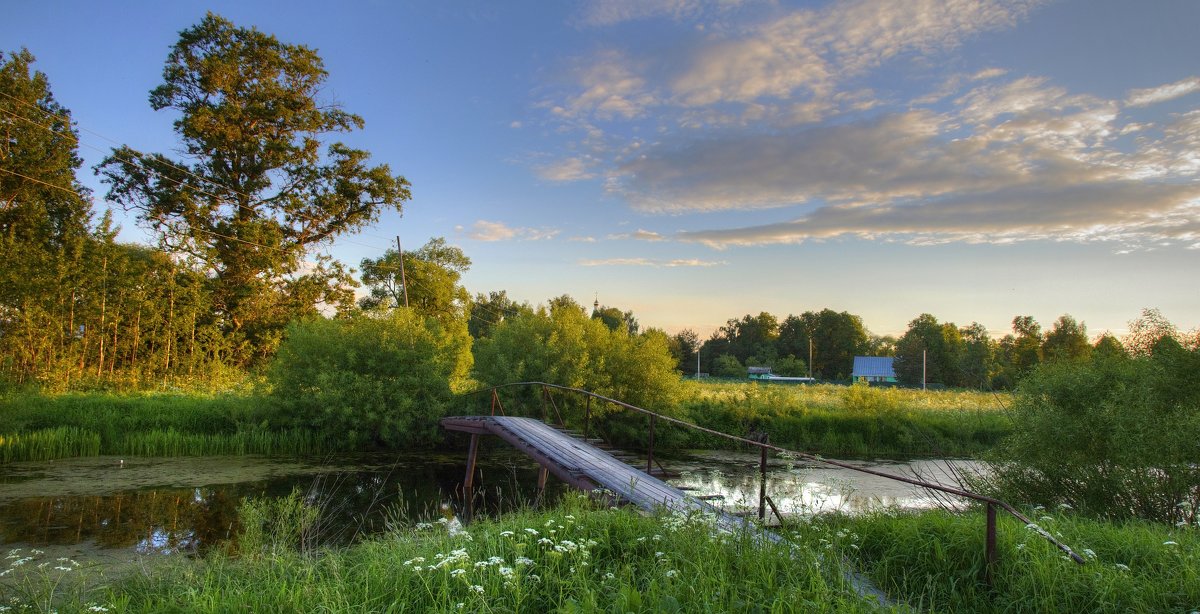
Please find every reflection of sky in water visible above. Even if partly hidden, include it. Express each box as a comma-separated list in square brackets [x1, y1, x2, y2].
[665, 451, 981, 517]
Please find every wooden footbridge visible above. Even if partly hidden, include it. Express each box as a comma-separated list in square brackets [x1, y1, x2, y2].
[442, 415, 763, 536]
[441, 382, 1085, 595]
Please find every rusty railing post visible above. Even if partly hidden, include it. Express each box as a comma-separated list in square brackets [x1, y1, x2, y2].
[758, 433, 769, 521]
[540, 385, 549, 422]
[647, 414, 656, 475]
[985, 502, 998, 588]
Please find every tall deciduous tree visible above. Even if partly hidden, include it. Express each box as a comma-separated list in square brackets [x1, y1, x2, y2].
[97, 14, 410, 361]
[359, 237, 471, 324]
[1043, 314, 1091, 363]
[894, 313, 966, 387]
[0, 49, 94, 384]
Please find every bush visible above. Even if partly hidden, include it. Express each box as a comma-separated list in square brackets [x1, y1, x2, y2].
[472, 302, 684, 446]
[268, 310, 473, 448]
[977, 346, 1200, 524]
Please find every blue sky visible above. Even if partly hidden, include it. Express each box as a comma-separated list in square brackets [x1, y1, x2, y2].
[4, 0, 1198, 338]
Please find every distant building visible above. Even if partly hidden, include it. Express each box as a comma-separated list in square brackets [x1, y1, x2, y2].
[747, 366, 815, 384]
[747, 366, 774, 380]
[852, 356, 896, 383]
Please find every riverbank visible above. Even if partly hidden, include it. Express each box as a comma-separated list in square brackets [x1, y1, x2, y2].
[0, 382, 1011, 463]
[5, 495, 1195, 612]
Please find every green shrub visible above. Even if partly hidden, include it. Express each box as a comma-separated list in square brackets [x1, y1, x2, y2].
[977, 346, 1200, 524]
[268, 310, 473, 448]
[472, 302, 685, 447]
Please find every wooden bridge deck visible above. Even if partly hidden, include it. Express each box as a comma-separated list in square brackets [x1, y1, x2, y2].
[440, 415, 769, 538]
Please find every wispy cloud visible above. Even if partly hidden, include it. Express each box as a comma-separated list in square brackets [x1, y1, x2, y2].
[579, 257, 725, 267]
[575, 0, 748, 27]
[463, 220, 560, 242]
[1125, 76, 1200, 108]
[607, 229, 668, 241]
[536, 157, 596, 182]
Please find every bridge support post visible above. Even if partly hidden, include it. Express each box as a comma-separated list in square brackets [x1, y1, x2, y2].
[584, 396, 592, 440]
[464, 433, 481, 491]
[537, 465, 549, 491]
[758, 433, 769, 521]
[985, 502, 997, 588]
[647, 415, 657, 475]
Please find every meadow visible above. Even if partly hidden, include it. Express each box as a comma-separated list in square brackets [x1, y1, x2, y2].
[0, 381, 1012, 463]
[671, 381, 1011, 458]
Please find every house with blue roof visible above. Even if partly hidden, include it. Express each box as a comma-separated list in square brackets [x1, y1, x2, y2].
[851, 356, 896, 383]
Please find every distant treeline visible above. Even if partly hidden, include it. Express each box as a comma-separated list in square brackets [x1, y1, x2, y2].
[669, 307, 1197, 390]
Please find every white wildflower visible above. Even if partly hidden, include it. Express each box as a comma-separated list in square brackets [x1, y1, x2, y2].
[470, 585, 485, 594]
[665, 569, 678, 578]
[524, 528, 539, 536]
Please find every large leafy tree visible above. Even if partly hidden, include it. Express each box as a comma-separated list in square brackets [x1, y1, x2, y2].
[359, 237, 471, 324]
[894, 313, 966, 387]
[98, 14, 410, 361]
[0, 49, 94, 383]
[1042, 314, 1091, 363]
[776, 309, 868, 379]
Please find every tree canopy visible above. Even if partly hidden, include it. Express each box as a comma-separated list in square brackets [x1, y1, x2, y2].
[359, 237, 471, 325]
[97, 13, 411, 361]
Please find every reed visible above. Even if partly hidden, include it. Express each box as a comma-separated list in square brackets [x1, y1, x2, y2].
[0, 426, 101, 463]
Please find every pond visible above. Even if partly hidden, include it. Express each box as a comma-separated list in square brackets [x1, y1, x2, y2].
[0, 447, 979, 562]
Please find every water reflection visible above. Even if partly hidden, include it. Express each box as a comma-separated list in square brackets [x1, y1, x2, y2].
[0, 451, 566, 555]
[0, 449, 979, 556]
[664, 450, 980, 517]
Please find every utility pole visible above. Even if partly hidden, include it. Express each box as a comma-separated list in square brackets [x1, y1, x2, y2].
[395, 236, 409, 308]
[696, 347, 701, 380]
[922, 349, 927, 390]
[808, 338, 813, 379]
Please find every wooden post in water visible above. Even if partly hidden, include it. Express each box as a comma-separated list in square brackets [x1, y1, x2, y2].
[464, 433, 481, 522]
[758, 433, 769, 521]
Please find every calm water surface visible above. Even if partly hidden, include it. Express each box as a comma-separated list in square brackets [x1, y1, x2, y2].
[0, 448, 978, 560]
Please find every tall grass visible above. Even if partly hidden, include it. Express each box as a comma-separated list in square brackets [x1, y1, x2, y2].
[15, 496, 1195, 612]
[0, 426, 100, 462]
[0, 391, 330, 462]
[798, 508, 1200, 613]
[109, 494, 879, 613]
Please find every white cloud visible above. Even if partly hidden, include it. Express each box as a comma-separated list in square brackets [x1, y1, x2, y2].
[1125, 77, 1200, 108]
[575, 0, 749, 27]
[607, 229, 668, 241]
[466, 220, 560, 242]
[536, 157, 596, 182]
[579, 257, 725, 267]
[669, 0, 1042, 106]
[613, 74, 1200, 247]
[559, 51, 656, 119]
